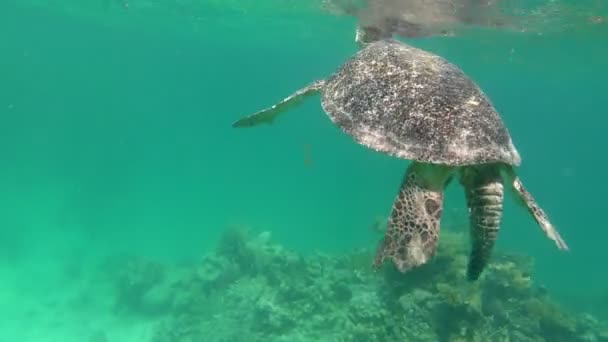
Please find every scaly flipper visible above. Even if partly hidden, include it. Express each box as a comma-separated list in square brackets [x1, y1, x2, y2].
[374, 162, 452, 272]
[232, 80, 325, 128]
[501, 167, 568, 251]
[461, 166, 504, 281]
[510, 175, 569, 251]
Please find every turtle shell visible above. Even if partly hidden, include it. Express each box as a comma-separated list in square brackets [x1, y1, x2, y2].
[320, 39, 521, 167]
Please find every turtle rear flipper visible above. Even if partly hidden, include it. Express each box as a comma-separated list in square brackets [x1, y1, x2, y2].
[460, 165, 504, 281]
[232, 80, 325, 128]
[374, 162, 452, 272]
[504, 168, 569, 251]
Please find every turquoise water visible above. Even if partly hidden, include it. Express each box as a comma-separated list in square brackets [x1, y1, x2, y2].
[1, 1, 607, 341]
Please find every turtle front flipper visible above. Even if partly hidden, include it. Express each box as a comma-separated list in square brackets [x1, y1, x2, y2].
[232, 80, 325, 128]
[374, 162, 453, 272]
[503, 167, 569, 251]
[460, 165, 505, 281]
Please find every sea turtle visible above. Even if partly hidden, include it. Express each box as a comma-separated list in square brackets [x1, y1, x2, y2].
[231, 38, 568, 280]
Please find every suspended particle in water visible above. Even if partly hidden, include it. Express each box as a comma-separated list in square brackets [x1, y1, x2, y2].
[508, 47, 516, 63]
[102, 0, 129, 11]
[588, 16, 605, 25]
[303, 143, 313, 167]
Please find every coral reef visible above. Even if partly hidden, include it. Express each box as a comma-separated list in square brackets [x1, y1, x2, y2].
[98, 226, 608, 342]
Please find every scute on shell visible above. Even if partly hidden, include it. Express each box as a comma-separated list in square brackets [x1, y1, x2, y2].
[319, 39, 520, 167]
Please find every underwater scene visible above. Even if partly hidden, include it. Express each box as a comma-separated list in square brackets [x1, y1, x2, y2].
[1, 0, 608, 341]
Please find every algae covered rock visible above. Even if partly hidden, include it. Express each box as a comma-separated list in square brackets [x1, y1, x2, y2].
[93, 226, 605, 342]
[100, 255, 174, 316]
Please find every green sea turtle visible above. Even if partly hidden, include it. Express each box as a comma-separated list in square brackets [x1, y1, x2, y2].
[231, 39, 568, 280]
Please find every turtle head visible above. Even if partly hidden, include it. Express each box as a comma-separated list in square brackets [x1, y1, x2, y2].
[355, 18, 439, 47]
[355, 24, 392, 47]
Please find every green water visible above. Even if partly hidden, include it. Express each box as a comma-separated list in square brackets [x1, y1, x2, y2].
[1, 1, 607, 341]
